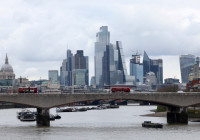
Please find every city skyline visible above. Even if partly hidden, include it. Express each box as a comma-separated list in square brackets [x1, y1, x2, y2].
[1, 1, 200, 81]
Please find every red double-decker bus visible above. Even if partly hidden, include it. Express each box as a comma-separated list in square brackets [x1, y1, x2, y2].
[111, 87, 130, 92]
[18, 87, 37, 93]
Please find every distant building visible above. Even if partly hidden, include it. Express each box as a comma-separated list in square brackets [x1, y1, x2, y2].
[0, 54, 15, 80]
[164, 78, 180, 85]
[130, 53, 143, 85]
[60, 50, 73, 86]
[90, 76, 95, 86]
[151, 59, 163, 85]
[95, 26, 110, 87]
[188, 57, 200, 81]
[180, 54, 195, 83]
[143, 51, 163, 85]
[145, 72, 157, 90]
[95, 26, 134, 87]
[73, 50, 89, 86]
[48, 70, 59, 83]
[60, 50, 89, 87]
[0, 54, 15, 89]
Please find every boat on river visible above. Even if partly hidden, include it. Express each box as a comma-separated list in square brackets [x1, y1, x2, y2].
[142, 121, 163, 128]
[18, 110, 36, 122]
[17, 109, 36, 121]
[56, 107, 78, 112]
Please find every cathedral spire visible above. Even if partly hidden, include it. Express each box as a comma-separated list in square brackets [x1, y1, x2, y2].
[5, 53, 8, 64]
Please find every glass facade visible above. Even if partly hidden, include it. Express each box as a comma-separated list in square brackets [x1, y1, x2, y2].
[95, 26, 134, 87]
[179, 54, 195, 83]
[95, 26, 110, 87]
[151, 59, 163, 84]
[74, 69, 87, 86]
[60, 49, 89, 87]
[143, 51, 163, 85]
[48, 70, 58, 83]
[143, 51, 150, 77]
[130, 54, 143, 84]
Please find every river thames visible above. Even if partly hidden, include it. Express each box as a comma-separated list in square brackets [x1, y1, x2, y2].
[0, 105, 200, 140]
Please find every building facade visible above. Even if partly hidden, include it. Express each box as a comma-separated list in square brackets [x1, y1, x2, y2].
[0, 54, 15, 87]
[48, 70, 59, 83]
[73, 50, 89, 86]
[180, 54, 195, 83]
[60, 50, 73, 86]
[95, 26, 110, 87]
[60, 50, 89, 87]
[143, 51, 163, 85]
[130, 53, 143, 85]
[95, 26, 134, 87]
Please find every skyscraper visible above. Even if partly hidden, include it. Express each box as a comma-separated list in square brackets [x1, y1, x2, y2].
[73, 50, 89, 86]
[95, 26, 133, 87]
[48, 70, 59, 83]
[60, 50, 73, 86]
[60, 49, 89, 87]
[179, 54, 195, 83]
[150, 59, 163, 85]
[95, 26, 110, 87]
[143, 51, 163, 85]
[130, 53, 143, 84]
[143, 51, 150, 77]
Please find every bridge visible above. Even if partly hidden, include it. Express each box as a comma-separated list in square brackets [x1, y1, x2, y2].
[0, 92, 200, 126]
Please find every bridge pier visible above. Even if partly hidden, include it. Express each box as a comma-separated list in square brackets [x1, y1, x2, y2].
[167, 107, 188, 124]
[36, 108, 50, 127]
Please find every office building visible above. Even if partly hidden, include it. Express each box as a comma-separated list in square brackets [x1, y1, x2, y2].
[60, 50, 89, 87]
[95, 26, 110, 87]
[164, 78, 180, 85]
[143, 51, 163, 85]
[130, 53, 143, 85]
[73, 50, 89, 86]
[60, 50, 73, 86]
[48, 70, 59, 83]
[179, 54, 195, 83]
[95, 26, 134, 87]
[151, 59, 163, 85]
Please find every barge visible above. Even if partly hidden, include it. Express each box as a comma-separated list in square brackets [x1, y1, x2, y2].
[142, 121, 163, 128]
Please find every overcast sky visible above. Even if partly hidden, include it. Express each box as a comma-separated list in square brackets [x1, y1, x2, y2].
[1, 0, 200, 82]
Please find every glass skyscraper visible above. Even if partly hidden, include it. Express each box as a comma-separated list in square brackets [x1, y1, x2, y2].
[143, 51, 163, 85]
[179, 54, 195, 83]
[130, 53, 143, 84]
[60, 49, 89, 87]
[48, 70, 59, 83]
[95, 26, 110, 87]
[150, 59, 163, 85]
[143, 51, 150, 77]
[95, 26, 134, 87]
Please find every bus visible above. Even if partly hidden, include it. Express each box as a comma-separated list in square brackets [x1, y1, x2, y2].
[111, 87, 130, 92]
[18, 87, 37, 93]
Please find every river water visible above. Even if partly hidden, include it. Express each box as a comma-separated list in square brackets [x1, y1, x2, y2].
[0, 105, 200, 140]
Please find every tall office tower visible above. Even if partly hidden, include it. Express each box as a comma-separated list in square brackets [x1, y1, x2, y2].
[48, 70, 59, 83]
[102, 41, 133, 86]
[95, 26, 134, 87]
[143, 51, 150, 77]
[73, 50, 89, 86]
[60, 49, 73, 86]
[130, 53, 143, 84]
[143, 51, 163, 85]
[95, 26, 110, 87]
[193, 57, 200, 79]
[179, 54, 195, 83]
[151, 59, 163, 85]
[188, 57, 200, 81]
